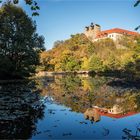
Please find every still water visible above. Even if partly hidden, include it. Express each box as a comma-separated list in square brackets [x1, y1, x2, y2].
[0, 75, 140, 139]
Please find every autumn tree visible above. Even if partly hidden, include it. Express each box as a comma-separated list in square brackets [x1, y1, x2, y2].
[59, 50, 81, 71]
[88, 55, 104, 72]
[124, 37, 140, 76]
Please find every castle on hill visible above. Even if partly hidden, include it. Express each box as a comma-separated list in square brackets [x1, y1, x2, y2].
[84, 23, 139, 42]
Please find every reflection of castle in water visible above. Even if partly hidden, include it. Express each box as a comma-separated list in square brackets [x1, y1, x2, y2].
[84, 108, 101, 122]
[84, 105, 138, 122]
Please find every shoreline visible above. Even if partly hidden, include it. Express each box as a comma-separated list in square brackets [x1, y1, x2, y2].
[0, 70, 139, 83]
[35, 71, 92, 77]
[35, 70, 139, 81]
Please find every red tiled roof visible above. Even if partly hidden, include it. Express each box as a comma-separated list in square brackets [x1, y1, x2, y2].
[98, 111, 138, 119]
[95, 108, 138, 119]
[96, 28, 139, 38]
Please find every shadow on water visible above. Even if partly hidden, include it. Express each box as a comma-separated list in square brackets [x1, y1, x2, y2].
[107, 78, 140, 90]
[0, 80, 45, 139]
[96, 70, 140, 90]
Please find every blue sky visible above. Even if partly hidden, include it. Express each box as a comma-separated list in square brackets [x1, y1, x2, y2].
[19, 0, 140, 49]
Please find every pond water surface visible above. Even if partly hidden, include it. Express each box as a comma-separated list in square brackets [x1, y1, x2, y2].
[0, 75, 140, 139]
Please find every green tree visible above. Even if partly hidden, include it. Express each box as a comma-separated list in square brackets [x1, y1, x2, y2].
[87, 43, 95, 56]
[104, 55, 119, 70]
[0, 3, 45, 79]
[81, 57, 89, 70]
[125, 46, 140, 76]
[88, 55, 104, 72]
[59, 50, 81, 71]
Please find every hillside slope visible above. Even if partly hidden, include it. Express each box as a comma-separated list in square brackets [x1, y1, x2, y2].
[39, 33, 140, 77]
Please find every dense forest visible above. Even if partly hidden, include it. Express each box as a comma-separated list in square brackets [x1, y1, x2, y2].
[39, 33, 140, 78]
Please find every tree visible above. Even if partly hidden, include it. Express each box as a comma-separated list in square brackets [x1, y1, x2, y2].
[39, 51, 55, 71]
[87, 43, 95, 56]
[0, 0, 40, 16]
[81, 57, 89, 70]
[0, 3, 45, 79]
[88, 55, 104, 72]
[125, 38, 140, 76]
[59, 50, 81, 71]
[53, 40, 64, 48]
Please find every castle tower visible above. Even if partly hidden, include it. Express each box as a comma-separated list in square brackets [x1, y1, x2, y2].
[84, 23, 101, 41]
[94, 24, 101, 38]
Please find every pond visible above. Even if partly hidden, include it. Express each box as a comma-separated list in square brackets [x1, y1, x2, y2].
[0, 75, 140, 139]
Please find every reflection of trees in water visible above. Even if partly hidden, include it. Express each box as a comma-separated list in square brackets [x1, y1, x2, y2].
[0, 81, 45, 139]
[59, 75, 81, 94]
[38, 75, 140, 114]
[82, 76, 140, 113]
[33, 75, 140, 139]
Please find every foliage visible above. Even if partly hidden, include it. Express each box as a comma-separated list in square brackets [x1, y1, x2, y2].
[88, 55, 104, 72]
[123, 37, 140, 77]
[40, 32, 140, 77]
[38, 75, 140, 113]
[0, 3, 45, 79]
[0, 0, 39, 16]
[39, 51, 54, 71]
[59, 75, 81, 94]
[87, 43, 95, 56]
[53, 40, 64, 48]
[81, 57, 89, 70]
[134, 0, 140, 7]
[40, 34, 90, 72]
[59, 50, 81, 71]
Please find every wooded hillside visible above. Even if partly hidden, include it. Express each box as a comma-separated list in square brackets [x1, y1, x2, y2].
[39, 33, 140, 77]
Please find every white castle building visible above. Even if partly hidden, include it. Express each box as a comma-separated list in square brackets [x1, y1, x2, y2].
[84, 23, 139, 42]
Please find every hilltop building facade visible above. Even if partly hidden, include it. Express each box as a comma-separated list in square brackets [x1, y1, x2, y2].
[84, 23, 139, 42]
